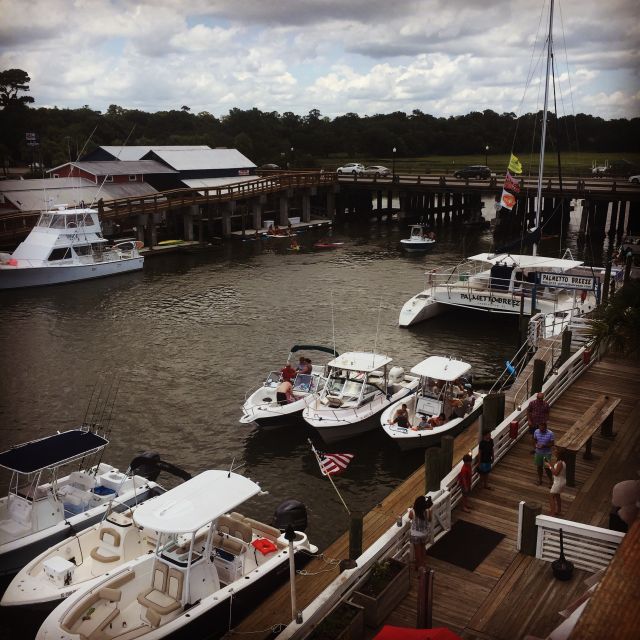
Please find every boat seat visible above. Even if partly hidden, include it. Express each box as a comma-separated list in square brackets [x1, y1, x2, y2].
[216, 515, 253, 542]
[243, 517, 281, 542]
[136, 562, 181, 616]
[90, 527, 122, 563]
[212, 532, 246, 556]
[323, 395, 343, 408]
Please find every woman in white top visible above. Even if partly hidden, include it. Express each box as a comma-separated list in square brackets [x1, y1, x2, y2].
[408, 495, 433, 568]
[546, 446, 567, 516]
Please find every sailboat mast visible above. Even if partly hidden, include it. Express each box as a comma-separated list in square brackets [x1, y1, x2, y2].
[533, 0, 555, 257]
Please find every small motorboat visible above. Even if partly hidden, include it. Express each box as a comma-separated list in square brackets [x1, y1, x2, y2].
[303, 351, 419, 443]
[1, 454, 191, 610]
[37, 470, 317, 640]
[240, 345, 338, 429]
[313, 240, 344, 250]
[400, 224, 436, 253]
[380, 356, 484, 450]
[0, 205, 144, 289]
[0, 431, 165, 577]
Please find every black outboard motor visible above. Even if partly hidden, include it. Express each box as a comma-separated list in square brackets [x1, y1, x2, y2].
[129, 451, 191, 482]
[273, 499, 308, 532]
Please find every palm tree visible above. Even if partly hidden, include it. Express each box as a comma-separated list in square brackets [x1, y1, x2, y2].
[587, 280, 640, 359]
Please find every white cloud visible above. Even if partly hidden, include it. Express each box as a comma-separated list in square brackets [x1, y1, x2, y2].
[0, 0, 637, 119]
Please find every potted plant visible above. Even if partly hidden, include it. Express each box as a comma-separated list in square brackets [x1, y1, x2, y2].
[350, 557, 410, 627]
[306, 600, 364, 640]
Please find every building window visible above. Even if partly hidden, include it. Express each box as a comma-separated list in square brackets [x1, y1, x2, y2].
[52, 174, 59, 178]
[128, 175, 137, 182]
[105, 175, 113, 182]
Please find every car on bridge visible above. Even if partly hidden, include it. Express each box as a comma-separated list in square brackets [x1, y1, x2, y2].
[336, 163, 365, 175]
[628, 174, 639, 184]
[453, 165, 492, 179]
[363, 165, 391, 177]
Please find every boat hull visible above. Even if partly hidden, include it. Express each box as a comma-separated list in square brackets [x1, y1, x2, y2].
[399, 293, 445, 326]
[400, 240, 435, 253]
[0, 257, 144, 290]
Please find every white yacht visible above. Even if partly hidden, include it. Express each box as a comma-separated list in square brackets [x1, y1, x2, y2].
[240, 345, 338, 429]
[0, 204, 143, 289]
[0, 430, 163, 577]
[399, 253, 600, 327]
[380, 356, 484, 450]
[37, 470, 317, 640]
[400, 224, 436, 253]
[302, 351, 419, 444]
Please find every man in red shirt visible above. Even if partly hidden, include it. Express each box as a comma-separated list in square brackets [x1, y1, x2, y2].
[527, 391, 550, 452]
[458, 453, 473, 512]
[280, 363, 296, 382]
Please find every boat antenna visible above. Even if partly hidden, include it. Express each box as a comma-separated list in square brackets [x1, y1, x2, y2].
[228, 457, 235, 478]
[373, 296, 383, 361]
[533, 0, 554, 258]
[331, 290, 336, 357]
[89, 125, 136, 208]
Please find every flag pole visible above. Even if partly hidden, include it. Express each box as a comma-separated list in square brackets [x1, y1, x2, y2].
[308, 439, 351, 515]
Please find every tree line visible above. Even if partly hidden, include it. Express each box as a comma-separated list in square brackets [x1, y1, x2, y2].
[1, 68, 639, 172]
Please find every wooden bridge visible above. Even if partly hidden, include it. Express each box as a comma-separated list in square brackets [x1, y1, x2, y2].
[1, 170, 638, 248]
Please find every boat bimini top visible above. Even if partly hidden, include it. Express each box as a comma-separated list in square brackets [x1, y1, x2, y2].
[289, 344, 339, 357]
[468, 253, 584, 271]
[327, 352, 392, 373]
[133, 470, 261, 534]
[410, 356, 471, 382]
[0, 429, 108, 475]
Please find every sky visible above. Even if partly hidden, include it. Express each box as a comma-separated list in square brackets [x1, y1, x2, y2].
[1, 0, 638, 120]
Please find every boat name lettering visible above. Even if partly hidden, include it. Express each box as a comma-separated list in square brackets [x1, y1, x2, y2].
[539, 273, 596, 289]
[460, 293, 520, 307]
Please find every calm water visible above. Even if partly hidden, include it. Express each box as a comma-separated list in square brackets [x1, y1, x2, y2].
[0, 208, 592, 551]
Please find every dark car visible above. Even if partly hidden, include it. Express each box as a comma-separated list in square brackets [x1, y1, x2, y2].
[259, 163, 281, 170]
[453, 165, 492, 179]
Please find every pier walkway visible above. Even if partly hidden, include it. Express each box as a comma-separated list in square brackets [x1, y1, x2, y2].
[229, 352, 639, 639]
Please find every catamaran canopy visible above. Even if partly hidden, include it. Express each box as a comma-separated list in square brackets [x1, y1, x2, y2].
[411, 356, 471, 381]
[468, 253, 583, 271]
[133, 470, 261, 533]
[0, 429, 108, 474]
[327, 352, 392, 373]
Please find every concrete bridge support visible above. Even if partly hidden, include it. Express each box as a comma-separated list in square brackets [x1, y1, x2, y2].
[251, 197, 265, 230]
[183, 205, 197, 241]
[279, 193, 290, 226]
[222, 201, 234, 237]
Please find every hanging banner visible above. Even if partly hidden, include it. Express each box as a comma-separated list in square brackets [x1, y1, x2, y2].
[504, 171, 521, 193]
[500, 189, 517, 210]
[539, 272, 596, 290]
[508, 153, 523, 174]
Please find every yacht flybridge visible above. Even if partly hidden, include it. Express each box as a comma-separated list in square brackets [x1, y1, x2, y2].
[37, 470, 316, 640]
[399, 253, 600, 327]
[0, 205, 143, 289]
[0, 430, 163, 576]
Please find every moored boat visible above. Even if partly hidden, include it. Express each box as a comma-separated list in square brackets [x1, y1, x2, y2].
[302, 351, 419, 443]
[36, 470, 317, 640]
[380, 356, 484, 450]
[400, 224, 436, 253]
[240, 345, 338, 429]
[0, 204, 143, 289]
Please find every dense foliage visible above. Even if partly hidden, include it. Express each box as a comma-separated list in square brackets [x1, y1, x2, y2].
[1, 68, 639, 171]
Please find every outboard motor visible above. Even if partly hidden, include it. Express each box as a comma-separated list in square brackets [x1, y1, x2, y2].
[128, 452, 191, 483]
[273, 499, 308, 532]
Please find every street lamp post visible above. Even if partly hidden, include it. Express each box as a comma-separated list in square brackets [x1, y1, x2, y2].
[392, 147, 397, 181]
[485, 145, 489, 166]
[290, 146, 294, 169]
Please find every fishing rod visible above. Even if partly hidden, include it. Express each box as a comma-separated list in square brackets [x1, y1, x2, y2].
[90, 374, 122, 476]
[76, 378, 108, 471]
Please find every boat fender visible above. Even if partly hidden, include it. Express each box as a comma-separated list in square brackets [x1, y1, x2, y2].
[505, 361, 516, 377]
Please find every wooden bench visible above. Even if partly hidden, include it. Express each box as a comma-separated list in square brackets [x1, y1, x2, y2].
[556, 394, 620, 487]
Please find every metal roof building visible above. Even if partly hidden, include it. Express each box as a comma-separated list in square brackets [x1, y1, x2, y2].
[83, 145, 210, 162]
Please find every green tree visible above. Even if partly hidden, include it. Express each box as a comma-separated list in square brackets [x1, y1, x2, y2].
[0, 68, 35, 108]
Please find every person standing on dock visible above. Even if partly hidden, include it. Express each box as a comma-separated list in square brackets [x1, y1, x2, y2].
[527, 392, 550, 453]
[408, 495, 433, 568]
[478, 432, 494, 489]
[533, 423, 555, 486]
[458, 454, 473, 512]
[546, 447, 567, 516]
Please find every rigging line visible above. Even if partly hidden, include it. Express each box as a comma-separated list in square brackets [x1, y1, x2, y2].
[557, 1, 581, 155]
[372, 297, 382, 358]
[331, 290, 336, 358]
[89, 125, 136, 208]
[551, 52, 567, 255]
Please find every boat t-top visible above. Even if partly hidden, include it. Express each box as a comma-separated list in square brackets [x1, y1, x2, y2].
[0, 429, 163, 576]
[400, 224, 436, 253]
[37, 470, 317, 640]
[399, 252, 601, 327]
[302, 351, 419, 443]
[240, 345, 338, 429]
[0, 204, 144, 289]
[380, 356, 484, 450]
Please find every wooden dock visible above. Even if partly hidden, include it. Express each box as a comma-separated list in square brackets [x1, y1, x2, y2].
[229, 352, 640, 639]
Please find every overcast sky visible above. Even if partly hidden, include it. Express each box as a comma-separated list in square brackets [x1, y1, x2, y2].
[1, 0, 638, 120]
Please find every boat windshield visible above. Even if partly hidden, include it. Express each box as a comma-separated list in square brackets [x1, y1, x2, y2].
[293, 373, 322, 393]
[326, 377, 378, 402]
[37, 212, 94, 229]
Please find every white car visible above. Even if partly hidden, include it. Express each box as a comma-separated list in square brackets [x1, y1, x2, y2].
[629, 175, 640, 184]
[364, 165, 391, 177]
[336, 162, 365, 175]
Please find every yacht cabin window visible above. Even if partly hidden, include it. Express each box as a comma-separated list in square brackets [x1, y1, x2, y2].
[48, 247, 72, 261]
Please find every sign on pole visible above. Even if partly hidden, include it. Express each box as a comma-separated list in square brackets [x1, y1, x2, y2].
[539, 272, 596, 290]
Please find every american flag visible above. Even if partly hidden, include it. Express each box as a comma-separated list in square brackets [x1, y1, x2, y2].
[317, 450, 354, 476]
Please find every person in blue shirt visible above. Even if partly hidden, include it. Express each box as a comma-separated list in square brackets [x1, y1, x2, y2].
[533, 423, 555, 486]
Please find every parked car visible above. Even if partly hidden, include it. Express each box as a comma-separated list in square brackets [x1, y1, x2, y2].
[453, 165, 492, 179]
[336, 163, 365, 175]
[363, 165, 391, 177]
[259, 163, 281, 170]
[628, 175, 639, 184]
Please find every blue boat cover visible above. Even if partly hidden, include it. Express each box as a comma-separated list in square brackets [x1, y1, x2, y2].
[0, 429, 108, 474]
